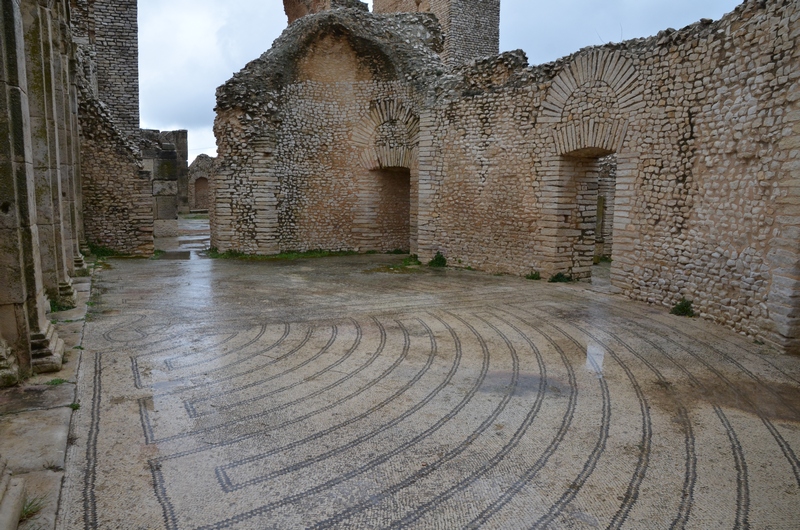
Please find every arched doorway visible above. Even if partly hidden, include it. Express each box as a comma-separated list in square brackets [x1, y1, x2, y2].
[353, 167, 411, 252]
[352, 100, 419, 253]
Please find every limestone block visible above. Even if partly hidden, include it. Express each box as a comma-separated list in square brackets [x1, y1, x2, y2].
[153, 180, 178, 197]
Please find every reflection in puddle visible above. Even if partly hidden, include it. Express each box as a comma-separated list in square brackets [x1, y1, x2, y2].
[586, 341, 605, 376]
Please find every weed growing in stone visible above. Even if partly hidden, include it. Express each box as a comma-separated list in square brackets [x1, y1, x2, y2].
[548, 272, 573, 283]
[526, 271, 541, 280]
[670, 298, 695, 317]
[87, 242, 125, 259]
[364, 254, 424, 274]
[43, 460, 63, 472]
[19, 492, 47, 523]
[428, 252, 447, 268]
[68, 403, 80, 411]
[403, 255, 422, 266]
[49, 299, 75, 313]
[151, 249, 166, 259]
[45, 379, 67, 386]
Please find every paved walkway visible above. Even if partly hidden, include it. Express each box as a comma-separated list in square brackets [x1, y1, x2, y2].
[58, 248, 800, 528]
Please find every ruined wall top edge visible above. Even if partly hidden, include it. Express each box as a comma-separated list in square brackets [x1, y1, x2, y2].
[441, 0, 778, 94]
[215, 8, 445, 112]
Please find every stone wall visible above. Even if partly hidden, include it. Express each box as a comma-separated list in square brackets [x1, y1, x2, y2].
[87, 0, 140, 139]
[214, 0, 799, 354]
[283, 0, 368, 24]
[432, 0, 499, 65]
[374, 0, 498, 65]
[213, 9, 442, 254]
[79, 94, 152, 254]
[373, 0, 430, 13]
[142, 129, 189, 236]
[417, 0, 799, 353]
[73, 0, 151, 255]
[0, 0, 145, 386]
[1, 0, 75, 382]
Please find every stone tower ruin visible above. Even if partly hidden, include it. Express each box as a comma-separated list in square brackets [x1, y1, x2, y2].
[373, 0, 500, 65]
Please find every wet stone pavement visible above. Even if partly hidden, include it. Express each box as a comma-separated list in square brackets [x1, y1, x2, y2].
[57, 245, 800, 528]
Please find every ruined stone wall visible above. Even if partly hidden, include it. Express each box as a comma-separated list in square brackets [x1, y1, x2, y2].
[284, 0, 368, 24]
[87, 0, 139, 139]
[213, 10, 441, 255]
[274, 82, 421, 253]
[215, 79, 422, 255]
[79, 94, 152, 255]
[215, 0, 799, 354]
[427, 0, 499, 65]
[142, 129, 189, 236]
[71, 0, 151, 255]
[419, 0, 799, 352]
[373, 0, 431, 13]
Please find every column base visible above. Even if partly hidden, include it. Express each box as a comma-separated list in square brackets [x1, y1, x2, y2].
[58, 280, 77, 307]
[74, 252, 87, 270]
[30, 320, 64, 374]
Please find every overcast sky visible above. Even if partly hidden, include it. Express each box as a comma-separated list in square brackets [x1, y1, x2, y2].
[139, 0, 743, 163]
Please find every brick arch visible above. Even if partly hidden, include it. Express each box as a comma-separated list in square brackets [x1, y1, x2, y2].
[351, 99, 420, 170]
[541, 50, 644, 156]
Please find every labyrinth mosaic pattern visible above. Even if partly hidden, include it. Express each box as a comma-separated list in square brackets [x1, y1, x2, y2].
[59, 255, 800, 529]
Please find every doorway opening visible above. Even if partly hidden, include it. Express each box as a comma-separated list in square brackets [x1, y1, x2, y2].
[193, 177, 209, 211]
[591, 155, 617, 289]
[374, 167, 411, 252]
[553, 148, 618, 283]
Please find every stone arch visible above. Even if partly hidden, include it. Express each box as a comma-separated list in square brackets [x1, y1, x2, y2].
[193, 177, 209, 210]
[538, 50, 643, 280]
[351, 99, 420, 170]
[541, 49, 644, 156]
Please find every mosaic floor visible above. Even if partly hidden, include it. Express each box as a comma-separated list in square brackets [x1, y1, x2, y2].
[59, 253, 800, 529]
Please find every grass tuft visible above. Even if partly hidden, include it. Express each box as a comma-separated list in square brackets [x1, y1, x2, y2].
[670, 298, 695, 317]
[49, 299, 75, 313]
[87, 242, 125, 259]
[548, 272, 573, 283]
[19, 492, 47, 523]
[428, 252, 447, 268]
[525, 271, 541, 280]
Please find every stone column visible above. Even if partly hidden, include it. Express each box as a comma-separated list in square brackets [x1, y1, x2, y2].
[0, 0, 64, 376]
[52, 2, 78, 275]
[21, 0, 75, 308]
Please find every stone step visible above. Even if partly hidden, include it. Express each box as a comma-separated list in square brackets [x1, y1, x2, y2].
[30, 321, 64, 374]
